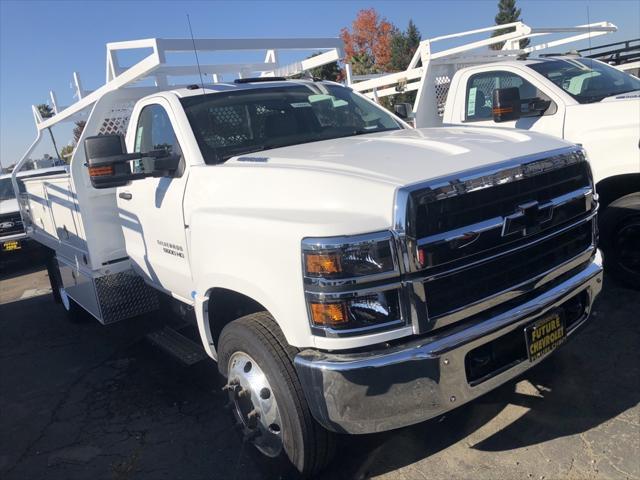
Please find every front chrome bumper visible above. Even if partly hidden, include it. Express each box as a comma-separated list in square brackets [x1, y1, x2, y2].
[294, 250, 603, 434]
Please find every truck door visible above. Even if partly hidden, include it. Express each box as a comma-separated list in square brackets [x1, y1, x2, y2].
[456, 68, 565, 137]
[118, 99, 192, 302]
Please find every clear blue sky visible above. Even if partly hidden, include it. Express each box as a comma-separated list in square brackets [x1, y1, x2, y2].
[1, 0, 639, 167]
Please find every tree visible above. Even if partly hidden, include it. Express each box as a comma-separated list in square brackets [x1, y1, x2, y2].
[490, 0, 530, 51]
[36, 103, 62, 160]
[340, 8, 395, 75]
[388, 20, 421, 72]
[307, 52, 342, 81]
[73, 120, 86, 145]
[60, 145, 74, 163]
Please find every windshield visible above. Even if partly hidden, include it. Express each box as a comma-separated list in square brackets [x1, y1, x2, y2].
[181, 83, 403, 164]
[529, 58, 640, 104]
[0, 179, 16, 201]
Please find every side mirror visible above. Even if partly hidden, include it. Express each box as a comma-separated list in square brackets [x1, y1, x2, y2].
[84, 135, 139, 189]
[492, 87, 521, 122]
[394, 103, 412, 120]
[85, 135, 181, 189]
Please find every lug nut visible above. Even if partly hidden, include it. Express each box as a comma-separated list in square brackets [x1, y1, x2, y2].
[260, 388, 271, 399]
[222, 379, 239, 392]
[247, 409, 260, 420]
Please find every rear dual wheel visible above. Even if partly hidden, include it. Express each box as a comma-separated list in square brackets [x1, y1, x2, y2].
[217, 312, 335, 476]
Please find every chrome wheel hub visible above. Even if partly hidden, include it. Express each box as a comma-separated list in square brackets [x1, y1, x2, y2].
[225, 352, 283, 457]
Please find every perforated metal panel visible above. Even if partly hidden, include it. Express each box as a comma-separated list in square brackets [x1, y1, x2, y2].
[434, 76, 451, 117]
[95, 270, 159, 324]
[97, 100, 136, 136]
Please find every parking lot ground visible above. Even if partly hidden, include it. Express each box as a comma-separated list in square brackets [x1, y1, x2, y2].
[1, 258, 639, 480]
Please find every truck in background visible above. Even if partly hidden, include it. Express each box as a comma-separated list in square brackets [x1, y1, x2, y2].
[12, 37, 603, 475]
[349, 21, 640, 288]
[1, 167, 67, 255]
[577, 38, 640, 77]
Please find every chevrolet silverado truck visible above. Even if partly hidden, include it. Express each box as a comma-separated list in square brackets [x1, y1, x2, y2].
[12, 38, 603, 475]
[350, 21, 640, 288]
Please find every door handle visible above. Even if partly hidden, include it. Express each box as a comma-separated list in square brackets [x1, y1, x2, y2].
[119, 192, 133, 200]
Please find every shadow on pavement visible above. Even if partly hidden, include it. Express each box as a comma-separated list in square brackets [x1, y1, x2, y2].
[321, 277, 640, 479]
[0, 275, 638, 480]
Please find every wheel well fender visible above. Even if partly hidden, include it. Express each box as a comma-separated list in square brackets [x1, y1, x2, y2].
[198, 287, 269, 360]
[596, 173, 640, 211]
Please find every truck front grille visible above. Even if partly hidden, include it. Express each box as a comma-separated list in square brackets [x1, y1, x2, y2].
[0, 213, 24, 236]
[424, 220, 593, 318]
[410, 160, 591, 239]
[396, 147, 597, 332]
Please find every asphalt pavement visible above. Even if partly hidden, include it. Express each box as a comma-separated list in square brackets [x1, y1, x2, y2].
[1, 253, 639, 480]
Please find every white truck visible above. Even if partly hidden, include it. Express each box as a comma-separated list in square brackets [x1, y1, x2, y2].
[1, 167, 66, 255]
[12, 38, 603, 475]
[349, 21, 640, 288]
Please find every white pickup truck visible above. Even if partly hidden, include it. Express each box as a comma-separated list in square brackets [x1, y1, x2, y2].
[13, 38, 603, 475]
[350, 21, 640, 288]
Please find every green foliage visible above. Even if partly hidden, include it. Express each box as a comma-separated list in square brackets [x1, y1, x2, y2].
[60, 145, 74, 163]
[36, 103, 54, 119]
[386, 20, 422, 107]
[490, 0, 530, 51]
[73, 120, 86, 145]
[307, 53, 342, 81]
[388, 20, 421, 72]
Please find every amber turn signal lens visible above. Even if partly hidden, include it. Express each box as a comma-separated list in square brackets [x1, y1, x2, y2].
[88, 165, 114, 177]
[309, 302, 348, 326]
[304, 252, 341, 276]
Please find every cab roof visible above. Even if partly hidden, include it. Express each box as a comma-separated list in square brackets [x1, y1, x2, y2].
[171, 78, 339, 99]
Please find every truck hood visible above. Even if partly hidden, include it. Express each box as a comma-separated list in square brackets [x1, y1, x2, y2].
[228, 127, 573, 186]
[0, 198, 19, 215]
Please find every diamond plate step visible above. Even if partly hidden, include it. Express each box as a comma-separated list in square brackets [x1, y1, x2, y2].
[146, 326, 207, 365]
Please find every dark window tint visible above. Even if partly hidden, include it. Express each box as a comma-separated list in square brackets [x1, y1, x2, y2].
[181, 84, 402, 164]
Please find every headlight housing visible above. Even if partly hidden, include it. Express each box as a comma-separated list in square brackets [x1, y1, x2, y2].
[302, 232, 405, 336]
[302, 231, 398, 282]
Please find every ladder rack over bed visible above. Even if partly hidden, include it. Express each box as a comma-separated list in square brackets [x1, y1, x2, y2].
[346, 21, 617, 127]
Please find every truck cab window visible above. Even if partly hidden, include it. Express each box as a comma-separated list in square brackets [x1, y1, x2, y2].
[133, 104, 183, 174]
[465, 71, 550, 121]
[181, 84, 402, 165]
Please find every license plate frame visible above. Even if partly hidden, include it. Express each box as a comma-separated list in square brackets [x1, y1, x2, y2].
[524, 311, 566, 362]
[2, 240, 22, 252]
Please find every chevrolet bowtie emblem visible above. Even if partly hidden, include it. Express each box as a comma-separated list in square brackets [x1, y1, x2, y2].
[502, 200, 554, 237]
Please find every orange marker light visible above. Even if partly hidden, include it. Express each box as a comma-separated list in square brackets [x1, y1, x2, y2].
[305, 252, 341, 276]
[88, 165, 114, 177]
[310, 302, 348, 326]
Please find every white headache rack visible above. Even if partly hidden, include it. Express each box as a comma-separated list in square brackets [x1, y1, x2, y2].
[346, 21, 617, 127]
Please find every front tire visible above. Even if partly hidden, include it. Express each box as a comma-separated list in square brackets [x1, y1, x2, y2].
[600, 193, 640, 289]
[217, 312, 335, 476]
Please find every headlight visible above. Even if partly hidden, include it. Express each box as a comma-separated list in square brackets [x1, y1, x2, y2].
[308, 288, 402, 330]
[302, 231, 397, 281]
[302, 232, 404, 335]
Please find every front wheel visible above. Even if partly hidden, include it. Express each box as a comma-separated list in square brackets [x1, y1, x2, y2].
[217, 312, 335, 476]
[600, 192, 640, 289]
